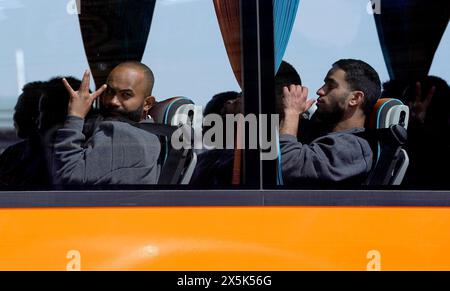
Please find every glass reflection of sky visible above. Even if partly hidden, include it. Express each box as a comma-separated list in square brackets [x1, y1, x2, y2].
[0, 0, 448, 128]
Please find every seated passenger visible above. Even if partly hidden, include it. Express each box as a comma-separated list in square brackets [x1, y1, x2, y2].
[0, 77, 81, 187]
[189, 91, 241, 187]
[274, 61, 302, 121]
[401, 76, 450, 188]
[190, 61, 304, 187]
[280, 59, 381, 186]
[272, 60, 324, 144]
[51, 62, 160, 185]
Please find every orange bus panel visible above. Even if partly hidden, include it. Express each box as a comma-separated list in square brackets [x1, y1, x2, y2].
[0, 206, 449, 270]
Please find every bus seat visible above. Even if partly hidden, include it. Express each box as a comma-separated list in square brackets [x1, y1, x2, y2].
[364, 98, 410, 185]
[149, 97, 195, 124]
[147, 97, 199, 185]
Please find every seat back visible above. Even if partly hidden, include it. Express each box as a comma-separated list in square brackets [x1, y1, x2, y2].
[149, 97, 195, 125]
[147, 97, 199, 185]
[368, 98, 409, 131]
[364, 98, 410, 185]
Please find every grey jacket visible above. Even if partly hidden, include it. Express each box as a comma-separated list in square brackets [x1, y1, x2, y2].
[280, 128, 373, 185]
[51, 116, 160, 185]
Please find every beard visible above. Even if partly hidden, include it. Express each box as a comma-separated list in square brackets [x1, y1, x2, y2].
[312, 101, 346, 131]
[99, 105, 144, 123]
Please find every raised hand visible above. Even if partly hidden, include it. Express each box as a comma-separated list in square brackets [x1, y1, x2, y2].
[282, 85, 316, 116]
[408, 82, 435, 124]
[280, 85, 316, 136]
[62, 69, 107, 119]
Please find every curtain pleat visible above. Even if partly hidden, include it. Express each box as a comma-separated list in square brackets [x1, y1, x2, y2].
[214, 0, 300, 87]
[374, 0, 449, 82]
[79, 0, 157, 88]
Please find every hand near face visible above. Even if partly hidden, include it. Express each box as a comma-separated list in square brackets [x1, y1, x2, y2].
[280, 85, 316, 136]
[408, 82, 435, 124]
[62, 70, 107, 119]
[282, 85, 316, 117]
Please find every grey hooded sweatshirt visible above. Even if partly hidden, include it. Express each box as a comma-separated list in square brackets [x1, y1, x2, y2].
[280, 128, 373, 185]
[51, 116, 160, 185]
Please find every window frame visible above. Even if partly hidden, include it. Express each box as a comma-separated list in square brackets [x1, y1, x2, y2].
[1, 0, 450, 208]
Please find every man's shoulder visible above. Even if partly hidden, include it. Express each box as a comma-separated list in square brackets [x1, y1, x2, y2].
[98, 120, 158, 138]
[1, 139, 28, 153]
[314, 128, 372, 153]
[327, 127, 365, 136]
[0, 140, 27, 165]
[94, 120, 161, 152]
[320, 128, 367, 141]
[333, 128, 370, 145]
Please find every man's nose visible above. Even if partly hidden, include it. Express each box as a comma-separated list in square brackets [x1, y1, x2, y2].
[105, 94, 121, 108]
[316, 87, 325, 96]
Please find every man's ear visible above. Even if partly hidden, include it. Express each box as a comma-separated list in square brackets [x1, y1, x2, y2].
[144, 96, 156, 113]
[349, 91, 364, 108]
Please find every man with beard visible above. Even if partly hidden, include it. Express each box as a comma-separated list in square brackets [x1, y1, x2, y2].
[280, 59, 381, 186]
[51, 62, 160, 185]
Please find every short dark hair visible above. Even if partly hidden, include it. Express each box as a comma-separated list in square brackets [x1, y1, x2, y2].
[382, 79, 407, 100]
[275, 61, 302, 115]
[38, 77, 82, 133]
[13, 81, 45, 139]
[333, 59, 381, 116]
[204, 91, 241, 116]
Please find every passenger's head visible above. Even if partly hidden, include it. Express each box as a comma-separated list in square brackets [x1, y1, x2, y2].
[222, 96, 242, 115]
[13, 81, 45, 139]
[204, 91, 241, 117]
[382, 79, 407, 100]
[275, 61, 302, 115]
[315, 59, 381, 125]
[38, 77, 82, 133]
[101, 61, 156, 122]
[202, 91, 240, 137]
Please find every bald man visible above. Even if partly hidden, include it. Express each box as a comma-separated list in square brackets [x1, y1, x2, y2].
[50, 62, 160, 186]
[100, 61, 155, 122]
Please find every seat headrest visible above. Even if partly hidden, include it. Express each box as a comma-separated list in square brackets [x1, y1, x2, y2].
[368, 98, 409, 130]
[149, 97, 194, 125]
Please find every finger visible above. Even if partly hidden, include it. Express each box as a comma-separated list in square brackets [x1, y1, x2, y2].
[301, 86, 309, 101]
[289, 84, 297, 93]
[415, 82, 422, 102]
[424, 86, 436, 107]
[283, 86, 291, 98]
[80, 69, 91, 93]
[290, 85, 299, 98]
[305, 98, 316, 110]
[62, 78, 76, 96]
[92, 84, 107, 100]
